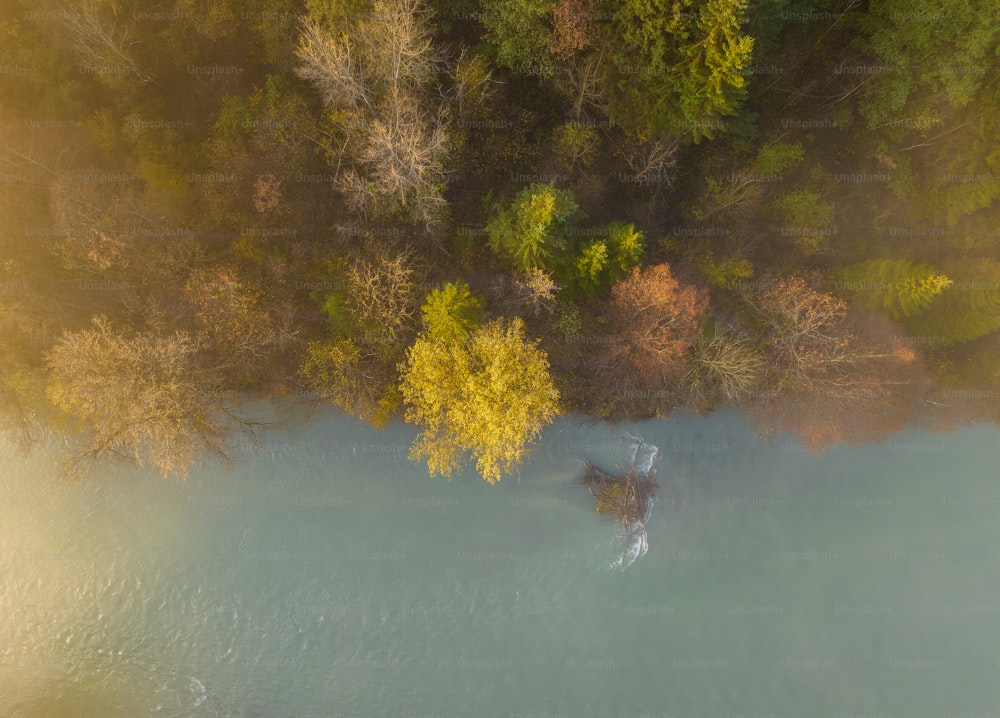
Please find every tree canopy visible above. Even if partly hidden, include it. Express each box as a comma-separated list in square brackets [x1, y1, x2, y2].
[857, 0, 1000, 126]
[605, 0, 754, 140]
[2, 0, 1000, 477]
[45, 318, 237, 478]
[488, 183, 581, 273]
[838, 259, 952, 320]
[400, 317, 559, 483]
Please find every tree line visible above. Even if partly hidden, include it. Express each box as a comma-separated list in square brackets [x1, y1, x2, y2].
[0, 0, 997, 481]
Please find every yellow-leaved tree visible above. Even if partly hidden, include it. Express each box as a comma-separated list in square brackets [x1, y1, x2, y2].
[400, 315, 559, 483]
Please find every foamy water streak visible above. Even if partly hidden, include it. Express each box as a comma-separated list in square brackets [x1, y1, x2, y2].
[627, 433, 660, 477]
[610, 435, 659, 570]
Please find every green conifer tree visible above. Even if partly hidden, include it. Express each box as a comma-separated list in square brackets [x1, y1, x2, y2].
[904, 260, 1000, 345]
[838, 259, 952, 319]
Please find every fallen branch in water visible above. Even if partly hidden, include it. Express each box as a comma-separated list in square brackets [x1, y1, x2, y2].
[582, 462, 657, 529]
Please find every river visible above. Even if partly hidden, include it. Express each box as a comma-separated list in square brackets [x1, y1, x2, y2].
[2, 408, 999, 717]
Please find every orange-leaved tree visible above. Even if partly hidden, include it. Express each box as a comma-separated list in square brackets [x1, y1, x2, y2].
[609, 263, 708, 388]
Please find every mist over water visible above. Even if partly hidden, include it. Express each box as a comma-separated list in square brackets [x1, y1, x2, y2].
[2, 409, 1000, 717]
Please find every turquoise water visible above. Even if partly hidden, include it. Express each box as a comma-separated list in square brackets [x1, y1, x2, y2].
[2, 408, 1000, 717]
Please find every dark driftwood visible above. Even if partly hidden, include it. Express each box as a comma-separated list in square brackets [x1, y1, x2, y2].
[582, 462, 657, 528]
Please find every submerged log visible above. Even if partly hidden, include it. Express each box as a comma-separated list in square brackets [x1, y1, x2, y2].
[582, 462, 657, 529]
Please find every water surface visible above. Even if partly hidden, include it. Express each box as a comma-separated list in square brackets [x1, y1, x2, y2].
[2, 409, 999, 717]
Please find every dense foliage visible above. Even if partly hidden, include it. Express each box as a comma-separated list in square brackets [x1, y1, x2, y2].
[1, 0, 998, 481]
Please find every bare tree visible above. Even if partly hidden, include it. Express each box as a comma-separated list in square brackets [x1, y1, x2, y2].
[185, 266, 298, 376]
[614, 135, 679, 186]
[48, 170, 200, 279]
[0, 121, 79, 183]
[684, 326, 764, 408]
[294, 18, 370, 109]
[45, 317, 252, 478]
[294, 0, 450, 226]
[492, 268, 560, 317]
[452, 50, 498, 119]
[555, 49, 607, 121]
[743, 277, 928, 450]
[49, 173, 136, 272]
[516, 268, 560, 316]
[346, 246, 420, 344]
[745, 276, 862, 395]
[338, 91, 449, 224]
[57, 0, 152, 84]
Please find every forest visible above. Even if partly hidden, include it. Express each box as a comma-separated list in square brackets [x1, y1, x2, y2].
[1, 0, 998, 481]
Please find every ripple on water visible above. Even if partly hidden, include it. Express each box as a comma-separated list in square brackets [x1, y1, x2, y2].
[4, 416, 1000, 716]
